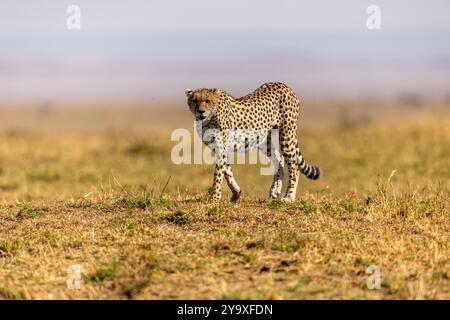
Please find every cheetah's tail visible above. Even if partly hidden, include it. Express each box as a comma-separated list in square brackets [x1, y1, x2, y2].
[298, 151, 321, 180]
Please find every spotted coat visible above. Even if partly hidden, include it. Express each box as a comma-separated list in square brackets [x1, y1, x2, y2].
[185, 82, 320, 203]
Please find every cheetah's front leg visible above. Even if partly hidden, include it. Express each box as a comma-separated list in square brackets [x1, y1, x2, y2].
[210, 162, 225, 203]
[209, 132, 229, 203]
[224, 164, 241, 203]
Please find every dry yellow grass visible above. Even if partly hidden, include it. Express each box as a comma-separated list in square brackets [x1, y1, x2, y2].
[0, 104, 449, 299]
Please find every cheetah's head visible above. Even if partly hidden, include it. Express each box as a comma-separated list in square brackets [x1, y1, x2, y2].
[185, 88, 219, 121]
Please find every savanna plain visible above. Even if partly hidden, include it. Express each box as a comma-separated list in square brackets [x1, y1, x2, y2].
[0, 99, 449, 299]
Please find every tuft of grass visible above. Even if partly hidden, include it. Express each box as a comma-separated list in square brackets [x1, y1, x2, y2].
[273, 232, 305, 253]
[381, 277, 405, 296]
[39, 231, 60, 246]
[245, 239, 265, 250]
[88, 263, 118, 283]
[212, 242, 231, 255]
[16, 205, 49, 219]
[121, 219, 137, 230]
[340, 200, 367, 213]
[0, 240, 20, 257]
[0, 287, 28, 300]
[121, 280, 149, 299]
[206, 204, 220, 215]
[295, 201, 318, 213]
[342, 202, 356, 213]
[163, 210, 190, 225]
[145, 251, 164, 272]
[354, 256, 374, 267]
[268, 200, 286, 210]
[156, 198, 173, 209]
[120, 196, 152, 210]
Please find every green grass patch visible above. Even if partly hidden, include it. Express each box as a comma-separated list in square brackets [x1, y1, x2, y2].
[17, 205, 49, 219]
[354, 256, 374, 267]
[0, 240, 20, 257]
[39, 230, 60, 246]
[295, 201, 318, 213]
[120, 196, 152, 210]
[268, 200, 286, 210]
[273, 232, 306, 253]
[88, 263, 118, 283]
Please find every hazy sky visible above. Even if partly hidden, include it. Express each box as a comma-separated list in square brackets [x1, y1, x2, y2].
[1, 0, 450, 35]
[1, 1, 450, 103]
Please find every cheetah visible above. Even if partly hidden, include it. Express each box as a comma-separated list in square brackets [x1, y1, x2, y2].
[185, 82, 320, 203]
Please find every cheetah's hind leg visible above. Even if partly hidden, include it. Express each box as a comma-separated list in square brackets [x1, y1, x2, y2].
[268, 149, 284, 199]
[262, 133, 284, 200]
[280, 134, 300, 203]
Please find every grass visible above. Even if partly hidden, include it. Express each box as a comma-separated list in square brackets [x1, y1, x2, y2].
[88, 263, 119, 283]
[0, 106, 449, 299]
[17, 205, 49, 219]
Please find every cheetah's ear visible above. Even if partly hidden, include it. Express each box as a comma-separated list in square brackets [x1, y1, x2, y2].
[185, 89, 194, 97]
